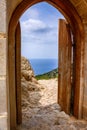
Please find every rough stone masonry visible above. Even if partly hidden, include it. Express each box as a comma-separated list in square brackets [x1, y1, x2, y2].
[0, 0, 87, 130]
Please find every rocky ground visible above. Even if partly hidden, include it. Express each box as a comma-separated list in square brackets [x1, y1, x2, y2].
[18, 78, 87, 130]
[17, 57, 87, 130]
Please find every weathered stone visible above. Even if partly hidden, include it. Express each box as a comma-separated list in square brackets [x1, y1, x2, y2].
[0, 33, 6, 38]
[21, 57, 35, 81]
[0, 116, 8, 130]
[21, 77, 87, 130]
[0, 79, 7, 113]
[1, 0, 87, 130]
[21, 57, 44, 109]
[0, 0, 6, 33]
[0, 38, 6, 75]
[29, 92, 42, 104]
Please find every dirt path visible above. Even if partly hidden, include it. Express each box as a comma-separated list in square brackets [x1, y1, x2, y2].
[17, 79, 87, 130]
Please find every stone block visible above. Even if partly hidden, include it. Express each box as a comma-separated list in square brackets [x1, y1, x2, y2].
[0, 79, 7, 113]
[0, 38, 6, 75]
[0, 116, 8, 130]
[0, 0, 6, 33]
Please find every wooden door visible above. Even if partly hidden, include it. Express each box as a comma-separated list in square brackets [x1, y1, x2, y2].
[58, 19, 72, 114]
[15, 22, 22, 124]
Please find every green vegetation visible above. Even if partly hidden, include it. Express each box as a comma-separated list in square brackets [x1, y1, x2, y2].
[35, 68, 58, 80]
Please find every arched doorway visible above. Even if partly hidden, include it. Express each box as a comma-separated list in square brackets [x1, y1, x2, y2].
[8, 0, 84, 129]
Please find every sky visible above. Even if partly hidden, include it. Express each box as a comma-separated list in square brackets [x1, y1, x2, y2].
[20, 2, 64, 59]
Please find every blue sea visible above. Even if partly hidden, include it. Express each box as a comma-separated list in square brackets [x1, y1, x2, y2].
[29, 59, 58, 76]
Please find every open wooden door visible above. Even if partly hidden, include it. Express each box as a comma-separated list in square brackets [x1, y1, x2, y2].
[15, 22, 22, 125]
[58, 19, 72, 114]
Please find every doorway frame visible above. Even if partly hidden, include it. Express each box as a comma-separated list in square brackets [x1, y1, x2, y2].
[8, 0, 84, 129]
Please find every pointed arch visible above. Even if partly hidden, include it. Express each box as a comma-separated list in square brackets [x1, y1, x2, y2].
[8, 0, 84, 129]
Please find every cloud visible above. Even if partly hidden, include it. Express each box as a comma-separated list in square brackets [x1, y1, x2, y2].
[21, 19, 45, 31]
[20, 18, 58, 59]
[20, 18, 58, 44]
[20, 2, 62, 59]
[21, 19, 52, 33]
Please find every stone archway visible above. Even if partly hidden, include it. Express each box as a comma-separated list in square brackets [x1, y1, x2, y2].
[8, 0, 84, 129]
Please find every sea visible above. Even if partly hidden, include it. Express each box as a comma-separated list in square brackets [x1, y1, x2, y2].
[29, 59, 58, 76]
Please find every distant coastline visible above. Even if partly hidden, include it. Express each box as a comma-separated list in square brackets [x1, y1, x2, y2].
[29, 59, 58, 76]
[36, 68, 58, 80]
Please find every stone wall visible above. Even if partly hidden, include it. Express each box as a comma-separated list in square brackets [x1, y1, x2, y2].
[7, 0, 23, 23]
[0, 0, 8, 130]
[0, 1, 8, 130]
[0, 0, 87, 130]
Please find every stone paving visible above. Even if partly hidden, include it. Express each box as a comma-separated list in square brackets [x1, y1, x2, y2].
[17, 79, 87, 130]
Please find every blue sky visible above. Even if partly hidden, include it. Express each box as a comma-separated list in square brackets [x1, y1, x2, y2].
[20, 2, 64, 59]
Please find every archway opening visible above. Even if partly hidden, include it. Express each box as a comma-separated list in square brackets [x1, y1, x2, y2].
[19, 2, 61, 127]
[17, 2, 75, 128]
[8, 0, 84, 129]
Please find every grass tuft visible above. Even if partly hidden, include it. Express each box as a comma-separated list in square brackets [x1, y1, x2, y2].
[35, 68, 58, 80]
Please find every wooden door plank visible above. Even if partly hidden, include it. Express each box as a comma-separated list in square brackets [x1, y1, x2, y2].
[58, 19, 72, 114]
[15, 22, 22, 124]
